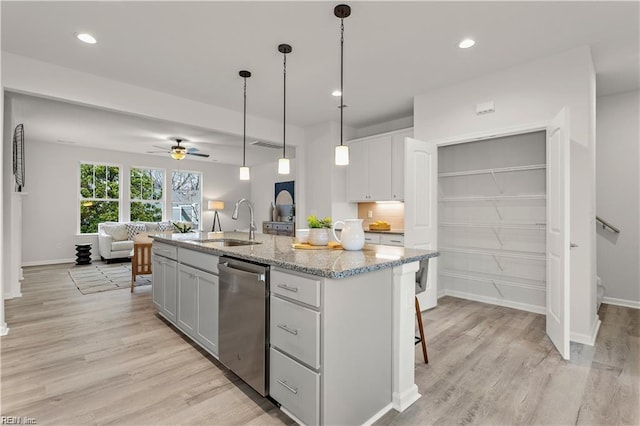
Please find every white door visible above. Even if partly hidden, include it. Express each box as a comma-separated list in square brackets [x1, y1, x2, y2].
[404, 137, 438, 309]
[546, 108, 571, 360]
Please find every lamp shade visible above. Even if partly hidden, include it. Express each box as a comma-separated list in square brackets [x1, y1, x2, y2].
[278, 158, 290, 175]
[239, 166, 250, 180]
[208, 200, 225, 210]
[335, 145, 349, 165]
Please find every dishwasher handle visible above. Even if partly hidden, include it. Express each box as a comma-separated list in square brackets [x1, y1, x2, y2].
[219, 262, 266, 282]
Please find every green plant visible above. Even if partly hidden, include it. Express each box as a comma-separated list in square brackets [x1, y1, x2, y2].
[307, 215, 332, 229]
[172, 222, 193, 233]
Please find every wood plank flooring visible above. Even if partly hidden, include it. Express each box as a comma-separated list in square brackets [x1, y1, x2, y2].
[2, 264, 638, 425]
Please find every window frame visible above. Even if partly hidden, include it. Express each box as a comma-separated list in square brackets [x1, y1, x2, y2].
[77, 161, 122, 235]
[170, 168, 203, 230]
[129, 166, 166, 222]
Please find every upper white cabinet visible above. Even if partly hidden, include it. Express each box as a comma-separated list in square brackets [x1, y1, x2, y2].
[347, 136, 391, 201]
[347, 129, 411, 202]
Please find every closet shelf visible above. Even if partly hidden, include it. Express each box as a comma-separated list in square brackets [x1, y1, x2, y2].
[440, 246, 546, 260]
[439, 194, 546, 202]
[438, 164, 546, 178]
[440, 269, 546, 291]
[440, 222, 546, 230]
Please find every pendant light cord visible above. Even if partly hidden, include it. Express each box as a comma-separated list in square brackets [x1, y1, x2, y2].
[340, 17, 344, 147]
[283, 52, 287, 159]
[243, 76, 247, 167]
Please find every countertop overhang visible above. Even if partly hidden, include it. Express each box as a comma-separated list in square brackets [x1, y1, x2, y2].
[152, 231, 438, 279]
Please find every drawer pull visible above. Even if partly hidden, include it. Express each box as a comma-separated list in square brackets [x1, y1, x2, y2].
[390, 240, 402, 243]
[277, 324, 299, 335]
[277, 379, 298, 394]
[277, 284, 299, 293]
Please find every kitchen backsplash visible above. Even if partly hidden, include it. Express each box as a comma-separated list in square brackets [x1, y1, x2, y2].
[357, 202, 405, 230]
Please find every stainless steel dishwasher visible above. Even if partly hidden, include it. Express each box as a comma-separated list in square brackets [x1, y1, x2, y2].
[218, 256, 270, 396]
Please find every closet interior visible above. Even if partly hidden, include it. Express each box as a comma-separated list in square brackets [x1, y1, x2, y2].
[437, 131, 548, 313]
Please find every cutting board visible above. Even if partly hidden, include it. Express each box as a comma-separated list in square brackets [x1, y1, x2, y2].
[292, 242, 343, 250]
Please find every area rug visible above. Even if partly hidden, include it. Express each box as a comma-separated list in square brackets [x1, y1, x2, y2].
[68, 263, 152, 295]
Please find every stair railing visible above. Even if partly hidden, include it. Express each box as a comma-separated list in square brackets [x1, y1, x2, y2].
[596, 216, 620, 234]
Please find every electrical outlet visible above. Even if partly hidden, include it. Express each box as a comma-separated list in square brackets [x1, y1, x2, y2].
[367, 210, 373, 219]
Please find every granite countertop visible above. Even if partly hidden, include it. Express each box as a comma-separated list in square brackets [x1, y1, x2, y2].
[152, 231, 438, 279]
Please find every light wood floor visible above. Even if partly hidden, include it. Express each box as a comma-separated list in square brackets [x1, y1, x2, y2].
[2, 264, 638, 425]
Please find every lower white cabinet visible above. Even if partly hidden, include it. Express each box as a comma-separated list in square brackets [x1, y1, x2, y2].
[152, 254, 178, 323]
[270, 295, 320, 369]
[270, 347, 320, 425]
[380, 234, 404, 246]
[153, 243, 219, 357]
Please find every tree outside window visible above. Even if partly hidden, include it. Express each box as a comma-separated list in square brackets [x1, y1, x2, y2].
[171, 171, 201, 228]
[130, 168, 164, 222]
[79, 163, 120, 233]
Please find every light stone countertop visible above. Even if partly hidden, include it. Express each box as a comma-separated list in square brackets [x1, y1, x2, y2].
[152, 231, 438, 279]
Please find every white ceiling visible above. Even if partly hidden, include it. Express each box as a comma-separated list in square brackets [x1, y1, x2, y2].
[2, 1, 639, 164]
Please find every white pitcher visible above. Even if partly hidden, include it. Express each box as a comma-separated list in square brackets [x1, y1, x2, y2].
[332, 219, 365, 251]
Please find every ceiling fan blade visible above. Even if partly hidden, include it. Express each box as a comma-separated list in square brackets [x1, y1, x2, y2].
[147, 150, 170, 153]
[187, 147, 200, 153]
[152, 144, 169, 150]
[187, 152, 210, 158]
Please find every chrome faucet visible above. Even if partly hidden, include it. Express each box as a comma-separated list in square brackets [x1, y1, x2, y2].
[232, 198, 256, 241]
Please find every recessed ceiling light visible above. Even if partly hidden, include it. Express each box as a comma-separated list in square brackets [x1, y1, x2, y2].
[332, 90, 342, 97]
[76, 33, 97, 44]
[458, 38, 475, 49]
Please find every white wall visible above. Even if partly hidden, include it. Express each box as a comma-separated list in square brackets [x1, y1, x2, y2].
[356, 116, 413, 139]
[22, 139, 250, 265]
[0, 2, 8, 335]
[596, 90, 640, 307]
[303, 121, 356, 227]
[414, 46, 598, 343]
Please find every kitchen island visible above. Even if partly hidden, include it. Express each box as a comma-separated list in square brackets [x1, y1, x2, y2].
[150, 231, 438, 425]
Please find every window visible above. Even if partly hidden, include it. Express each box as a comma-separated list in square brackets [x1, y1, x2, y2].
[79, 163, 120, 233]
[171, 170, 202, 228]
[130, 167, 164, 222]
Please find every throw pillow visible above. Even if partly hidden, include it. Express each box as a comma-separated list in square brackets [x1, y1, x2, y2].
[144, 222, 160, 232]
[102, 224, 128, 242]
[126, 223, 146, 240]
[158, 221, 173, 231]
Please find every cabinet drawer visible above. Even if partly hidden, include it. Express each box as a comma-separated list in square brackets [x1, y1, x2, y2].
[270, 347, 320, 426]
[178, 248, 219, 274]
[152, 242, 178, 260]
[380, 234, 404, 247]
[364, 233, 381, 244]
[271, 296, 320, 369]
[271, 269, 320, 308]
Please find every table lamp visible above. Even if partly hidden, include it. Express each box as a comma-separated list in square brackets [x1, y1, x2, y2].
[208, 200, 225, 232]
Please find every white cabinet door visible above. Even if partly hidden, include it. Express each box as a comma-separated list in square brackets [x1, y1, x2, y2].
[347, 141, 369, 201]
[404, 137, 438, 310]
[368, 136, 392, 200]
[163, 259, 178, 323]
[152, 255, 164, 311]
[196, 270, 219, 355]
[391, 137, 405, 200]
[546, 107, 571, 360]
[178, 264, 197, 335]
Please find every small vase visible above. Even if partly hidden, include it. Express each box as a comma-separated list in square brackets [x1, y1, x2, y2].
[308, 228, 329, 246]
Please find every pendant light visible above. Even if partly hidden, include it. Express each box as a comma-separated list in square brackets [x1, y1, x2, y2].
[278, 43, 292, 175]
[334, 4, 351, 166]
[239, 70, 251, 180]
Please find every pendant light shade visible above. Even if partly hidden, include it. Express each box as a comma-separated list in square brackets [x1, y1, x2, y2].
[278, 43, 292, 175]
[239, 70, 251, 180]
[334, 4, 351, 166]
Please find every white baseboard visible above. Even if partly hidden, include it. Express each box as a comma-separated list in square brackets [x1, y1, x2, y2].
[22, 257, 76, 267]
[602, 296, 640, 309]
[571, 316, 601, 346]
[3, 291, 22, 300]
[441, 289, 546, 315]
[1, 323, 9, 336]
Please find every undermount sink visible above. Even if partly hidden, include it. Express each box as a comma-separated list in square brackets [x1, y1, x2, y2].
[191, 238, 262, 247]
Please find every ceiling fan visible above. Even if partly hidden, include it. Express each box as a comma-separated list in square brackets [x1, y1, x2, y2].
[148, 138, 210, 160]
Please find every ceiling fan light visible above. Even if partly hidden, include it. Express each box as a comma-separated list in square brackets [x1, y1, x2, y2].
[171, 147, 187, 160]
[239, 166, 250, 180]
[278, 158, 290, 175]
[335, 145, 349, 165]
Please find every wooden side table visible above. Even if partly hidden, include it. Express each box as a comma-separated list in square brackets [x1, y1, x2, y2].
[75, 244, 92, 265]
[131, 233, 153, 292]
